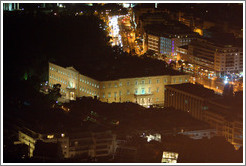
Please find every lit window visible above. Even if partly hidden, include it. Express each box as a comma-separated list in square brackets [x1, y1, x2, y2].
[148, 87, 151, 93]
[114, 83, 117, 87]
[127, 90, 130, 95]
[119, 82, 122, 86]
[135, 89, 138, 94]
[108, 92, 111, 98]
[127, 81, 130, 86]
[97, 85, 99, 88]
[114, 92, 117, 98]
[119, 91, 122, 96]
[157, 79, 160, 83]
[103, 85, 105, 89]
[141, 88, 145, 94]
[157, 87, 159, 93]
[103, 93, 105, 98]
[47, 135, 54, 139]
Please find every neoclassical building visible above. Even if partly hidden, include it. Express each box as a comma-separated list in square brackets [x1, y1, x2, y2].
[48, 62, 190, 107]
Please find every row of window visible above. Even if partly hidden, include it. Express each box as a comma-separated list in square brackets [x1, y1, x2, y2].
[102, 79, 170, 89]
[79, 87, 99, 96]
[50, 67, 77, 80]
[79, 78, 99, 88]
[50, 75, 68, 85]
[102, 87, 159, 98]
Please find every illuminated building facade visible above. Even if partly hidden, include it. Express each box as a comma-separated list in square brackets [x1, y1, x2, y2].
[3, 3, 20, 11]
[49, 62, 190, 107]
[188, 38, 243, 76]
[144, 24, 197, 60]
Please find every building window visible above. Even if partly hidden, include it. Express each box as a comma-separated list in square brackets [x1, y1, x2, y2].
[173, 78, 176, 83]
[156, 98, 159, 102]
[179, 78, 182, 83]
[127, 81, 130, 86]
[119, 82, 122, 86]
[108, 92, 111, 98]
[148, 87, 151, 93]
[103, 85, 105, 89]
[164, 78, 167, 83]
[141, 88, 145, 94]
[103, 93, 105, 98]
[141, 80, 145, 84]
[119, 91, 122, 96]
[157, 87, 159, 93]
[114, 92, 117, 98]
[135, 89, 138, 94]
[114, 83, 117, 88]
[157, 79, 160, 83]
[135, 81, 138, 85]
[127, 90, 130, 95]
[149, 79, 151, 84]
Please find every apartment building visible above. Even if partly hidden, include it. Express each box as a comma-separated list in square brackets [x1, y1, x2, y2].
[18, 127, 117, 159]
[188, 37, 243, 76]
[49, 62, 190, 107]
[144, 23, 197, 60]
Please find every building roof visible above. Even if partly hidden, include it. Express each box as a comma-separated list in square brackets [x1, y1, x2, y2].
[145, 23, 198, 38]
[53, 56, 188, 81]
[165, 83, 215, 98]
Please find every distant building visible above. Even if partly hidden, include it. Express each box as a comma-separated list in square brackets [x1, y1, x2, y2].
[164, 83, 215, 120]
[49, 62, 190, 107]
[178, 128, 217, 140]
[144, 23, 198, 60]
[188, 37, 243, 76]
[164, 83, 243, 149]
[18, 128, 117, 159]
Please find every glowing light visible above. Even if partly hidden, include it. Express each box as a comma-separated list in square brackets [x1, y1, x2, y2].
[61, 133, 65, 137]
[47, 135, 54, 139]
[224, 80, 228, 84]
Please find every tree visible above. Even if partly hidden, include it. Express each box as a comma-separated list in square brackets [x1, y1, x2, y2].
[47, 84, 62, 102]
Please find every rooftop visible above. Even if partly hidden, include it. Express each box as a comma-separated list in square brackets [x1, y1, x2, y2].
[54, 55, 187, 81]
[166, 83, 216, 98]
[145, 23, 198, 38]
